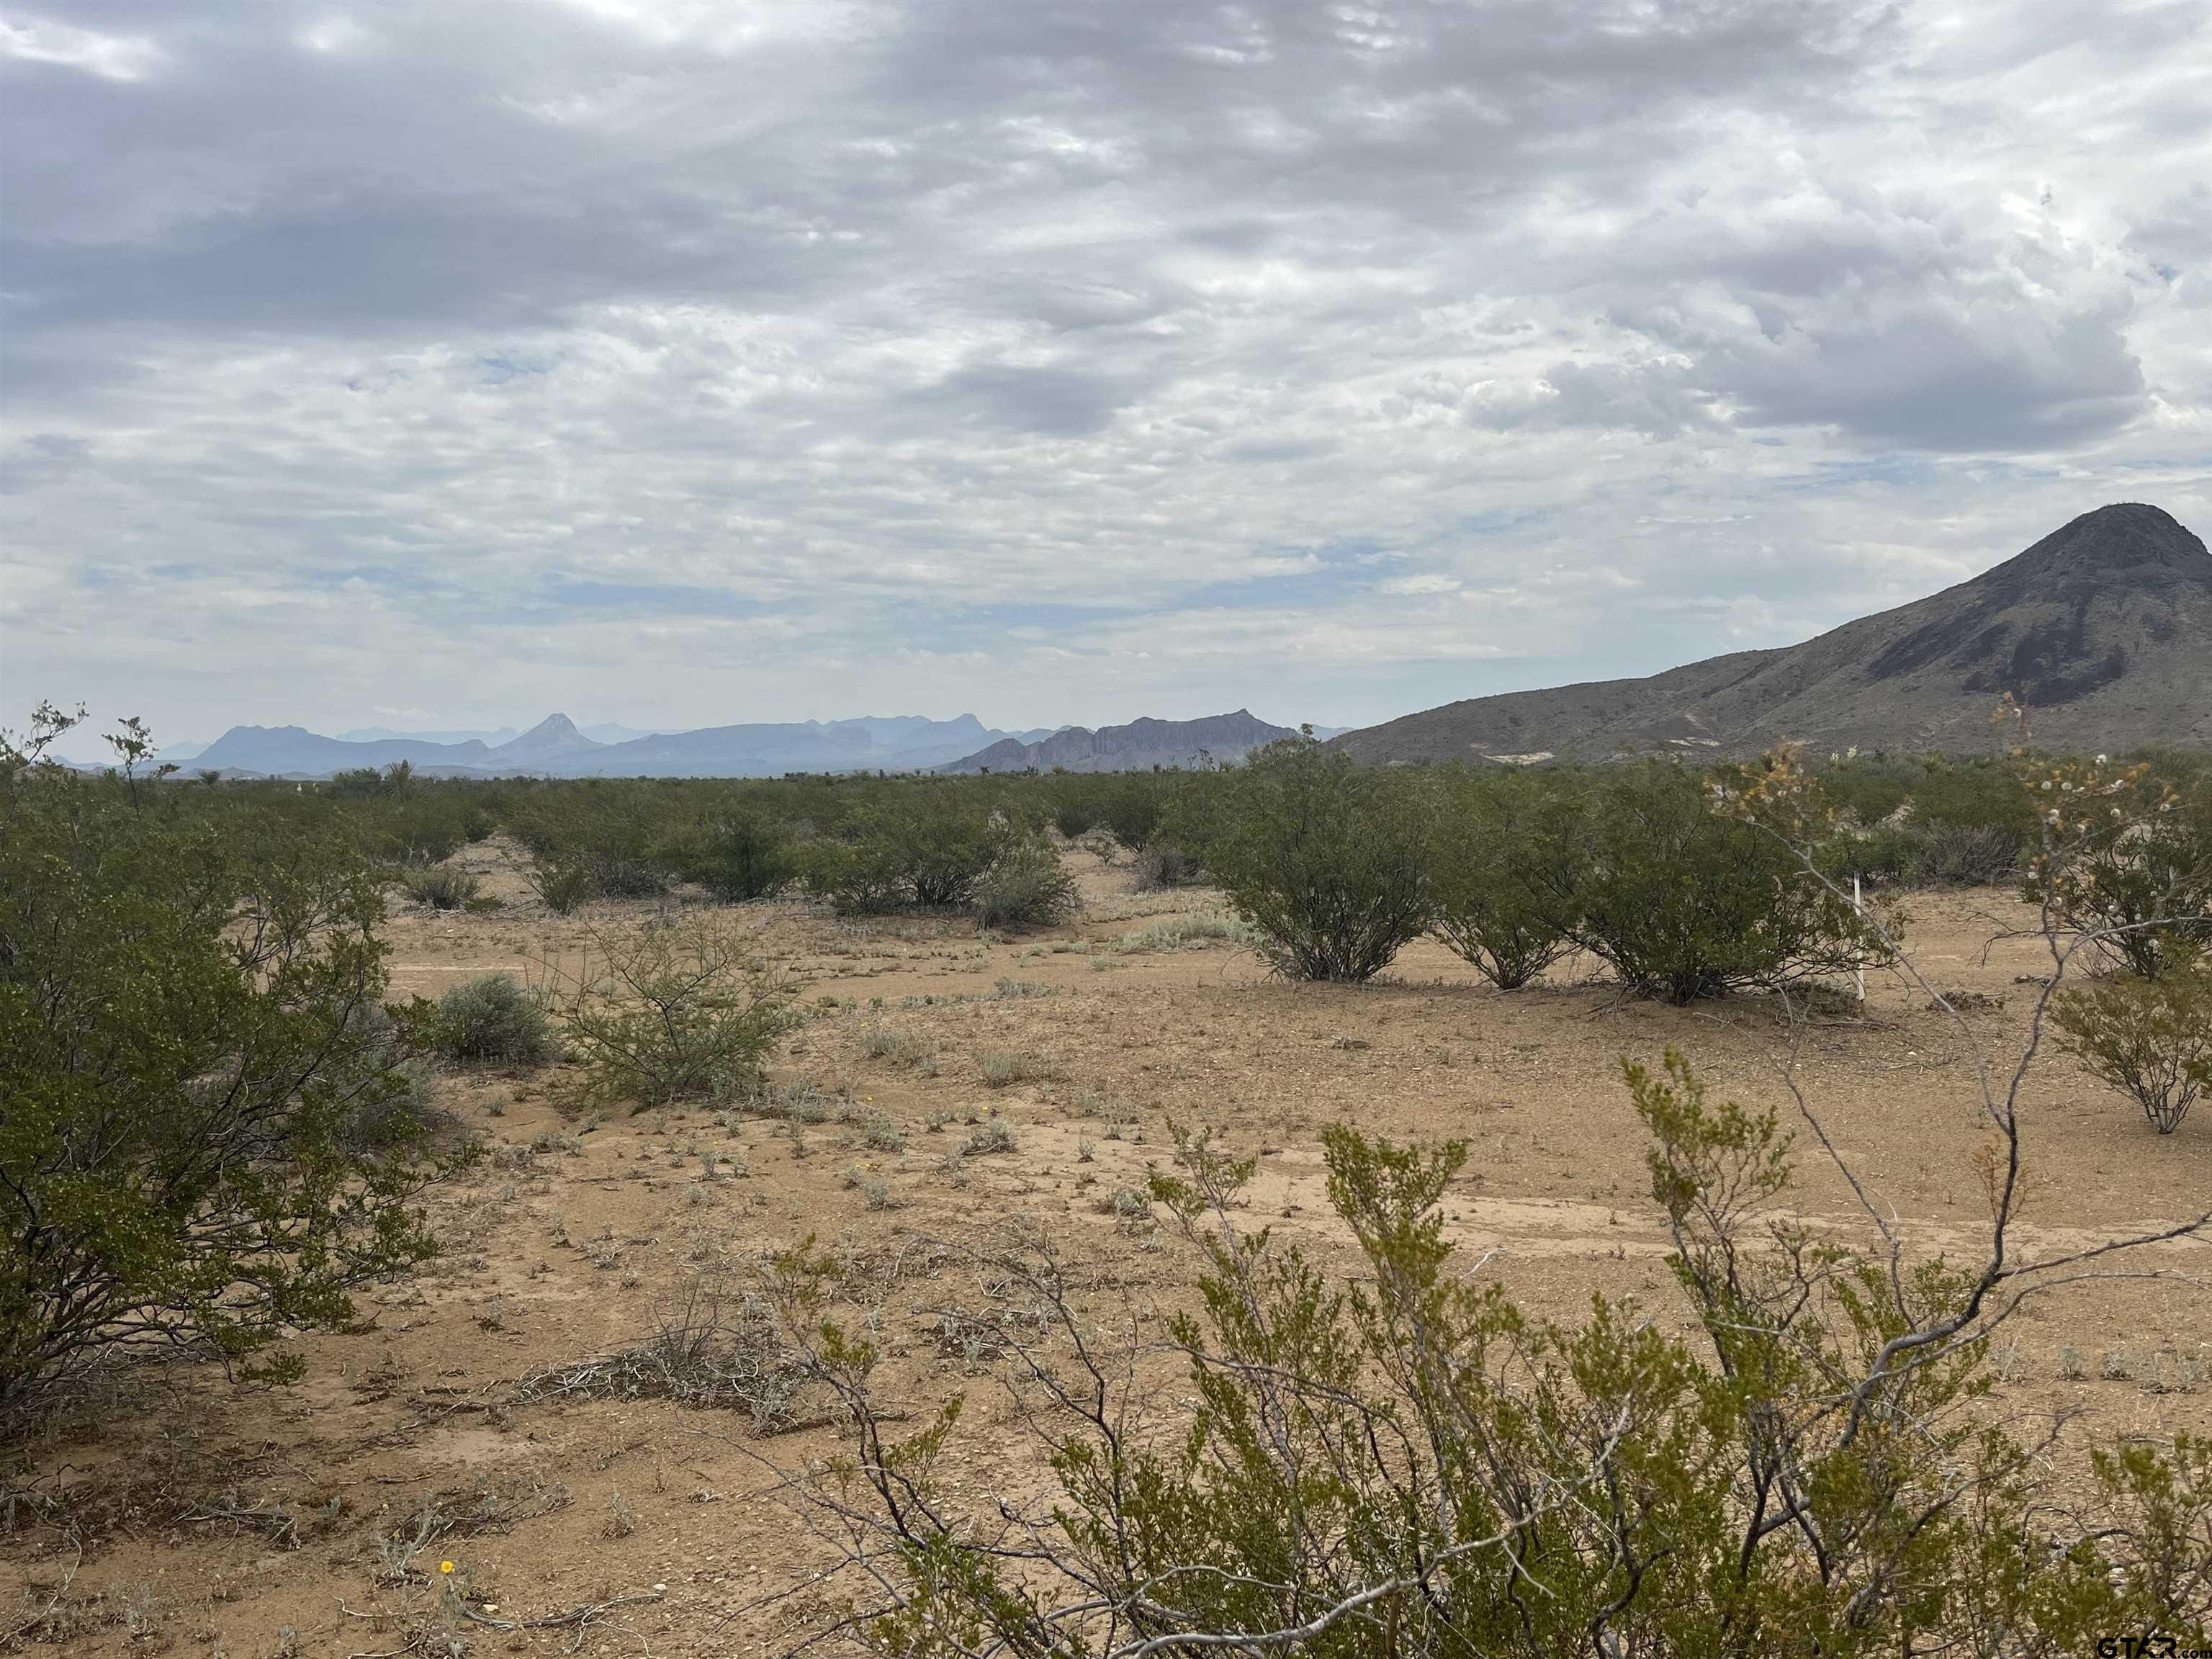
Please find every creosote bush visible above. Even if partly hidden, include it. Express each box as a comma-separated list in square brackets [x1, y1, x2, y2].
[1200, 737, 1431, 983]
[397, 860, 480, 911]
[777, 1058, 2212, 1655]
[970, 831, 1080, 933]
[436, 972, 555, 1066]
[0, 704, 438, 1424]
[803, 792, 998, 914]
[2022, 759, 2212, 979]
[2053, 957, 2212, 1133]
[541, 916, 790, 1114]
[1577, 759, 1892, 1003]
[678, 812, 797, 903]
[1426, 767, 1582, 989]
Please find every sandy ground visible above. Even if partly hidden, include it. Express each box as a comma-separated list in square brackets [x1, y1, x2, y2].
[4, 837, 2208, 1655]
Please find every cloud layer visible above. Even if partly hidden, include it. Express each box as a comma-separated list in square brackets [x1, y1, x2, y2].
[4, 0, 2208, 739]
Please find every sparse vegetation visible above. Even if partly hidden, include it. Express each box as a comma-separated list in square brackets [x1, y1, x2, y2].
[977, 1049, 1061, 1088]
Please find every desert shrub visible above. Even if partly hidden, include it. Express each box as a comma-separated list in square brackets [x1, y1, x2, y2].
[2022, 760, 2212, 979]
[977, 1049, 1060, 1087]
[678, 811, 797, 903]
[1133, 835, 1202, 890]
[1201, 738, 1431, 982]
[1426, 768, 1583, 989]
[962, 1117, 1017, 1154]
[510, 787, 678, 909]
[544, 917, 789, 1113]
[971, 832, 1080, 933]
[1902, 759, 2035, 883]
[397, 860, 480, 911]
[1827, 759, 2037, 889]
[1048, 782, 1100, 840]
[786, 1056, 2212, 1653]
[1093, 776, 1170, 853]
[1573, 760, 1887, 1004]
[528, 853, 599, 914]
[0, 706, 437, 1422]
[1816, 752, 1915, 826]
[860, 1026, 935, 1068]
[2052, 958, 2212, 1133]
[804, 791, 997, 914]
[437, 973, 554, 1066]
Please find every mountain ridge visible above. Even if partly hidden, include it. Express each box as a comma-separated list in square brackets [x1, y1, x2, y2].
[1334, 503, 2211, 766]
[192, 713, 1058, 778]
[938, 710, 1302, 773]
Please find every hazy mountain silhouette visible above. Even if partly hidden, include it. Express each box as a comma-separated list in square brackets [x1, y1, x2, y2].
[1336, 504, 2211, 765]
[193, 713, 1048, 778]
[941, 710, 1301, 773]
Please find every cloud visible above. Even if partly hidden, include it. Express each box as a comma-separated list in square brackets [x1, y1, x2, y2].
[2, 0, 2208, 735]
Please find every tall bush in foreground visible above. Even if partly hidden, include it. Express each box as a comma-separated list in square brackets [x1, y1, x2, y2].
[1426, 766, 1583, 988]
[1200, 738, 1430, 981]
[0, 706, 437, 1424]
[775, 1057, 2212, 1655]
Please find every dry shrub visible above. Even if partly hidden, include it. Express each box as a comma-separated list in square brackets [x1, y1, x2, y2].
[514, 1273, 811, 1433]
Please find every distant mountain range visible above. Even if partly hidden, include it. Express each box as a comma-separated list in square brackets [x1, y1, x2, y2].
[190, 713, 1065, 779]
[1336, 503, 2211, 765]
[187, 709, 1312, 779]
[938, 710, 1303, 773]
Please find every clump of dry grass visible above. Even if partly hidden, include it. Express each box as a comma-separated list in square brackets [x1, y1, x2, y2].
[977, 1050, 1061, 1088]
[514, 1274, 811, 1434]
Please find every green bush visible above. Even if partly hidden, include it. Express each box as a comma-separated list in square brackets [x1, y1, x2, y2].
[790, 1053, 2212, 1652]
[397, 860, 480, 911]
[970, 833, 1080, 932]
[2023, 763, 2212, 979]
[804, 791, 997, 914]
[545, 917, 788, 1113]
[437, 973, 554, 1066]
[1201, 739, 1431, 982]
[509, 786, 677, 909]
[1574, 761, 1887, 1003]
[1094, 775, 1169, 853]
[2052, 957, 2212, 1133]
[678, 812, 797, 902]
[0, 706, 436, 1422]
[1427, 768, 1583, 989]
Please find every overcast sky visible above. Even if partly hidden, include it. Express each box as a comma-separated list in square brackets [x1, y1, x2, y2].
[4, 0, 2208, 745]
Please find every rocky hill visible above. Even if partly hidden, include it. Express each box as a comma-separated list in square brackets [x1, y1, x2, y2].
[1336, 504, 2211, 765]
[941, 710, 1300, 773]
